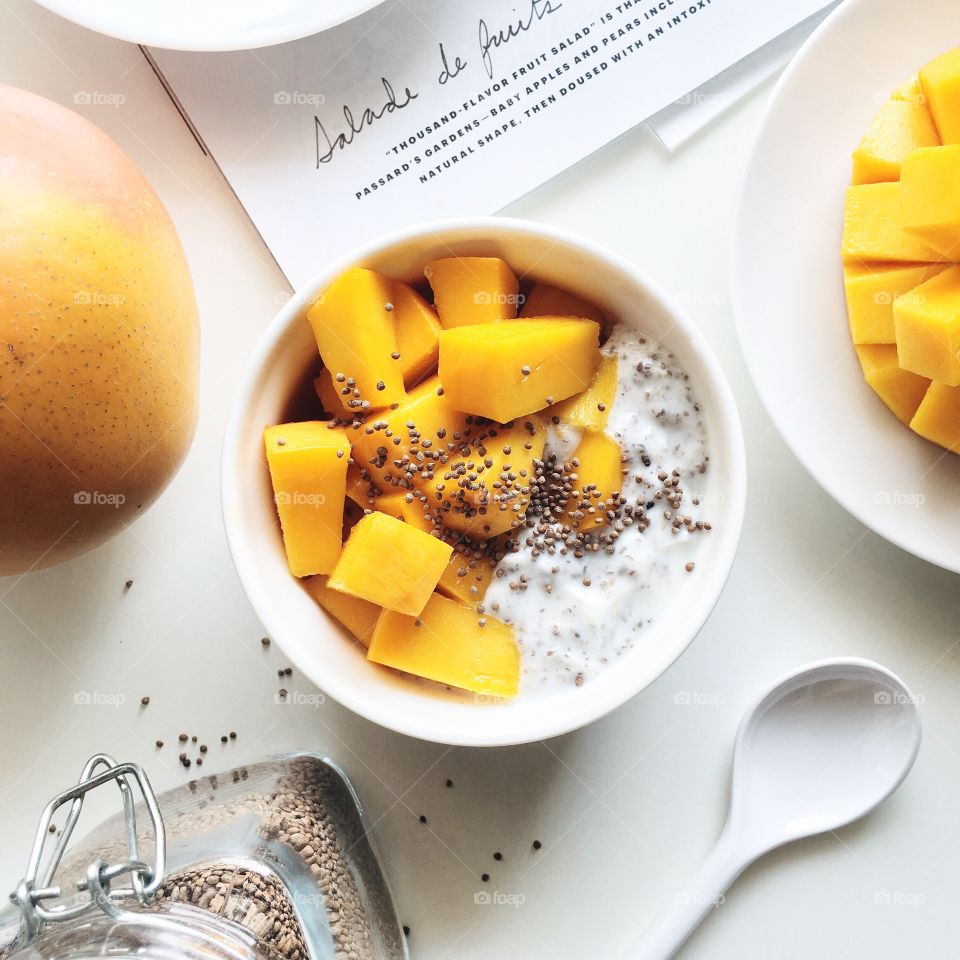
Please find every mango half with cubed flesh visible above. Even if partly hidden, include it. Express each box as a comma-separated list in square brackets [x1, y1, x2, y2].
[439, 318, 602, 423]
[854, 345, 930, 425]
[893, 265, 960, 385]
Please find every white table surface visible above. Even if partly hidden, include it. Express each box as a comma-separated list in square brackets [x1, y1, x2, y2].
[2, 3, 960, 958]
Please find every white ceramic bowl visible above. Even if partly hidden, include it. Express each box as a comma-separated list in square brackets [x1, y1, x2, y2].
[222, 218, 746, 746]
[32, 0, 384, 51]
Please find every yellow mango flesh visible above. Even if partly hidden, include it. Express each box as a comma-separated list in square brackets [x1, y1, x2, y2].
[425, 257, 519, 327]
[349, 378, 546, 538]
[368, 593, 520, 698]
[314, 369, 351, 417]
[264, 422, 349, 577]
[519, 282, 605, 325]
[391, 280, 441, 385]
[567, 431, 623, 529]
[899, 146, 960, 257]
[439, 416, 546, 539]
[546, 353, 619, 429]
[854, 344, 930, 425]
[439, 318, 602, 423]
[328, 511, 452, 616]
[893, 265, 960, 385]
[303, 574, 380, 646]
[910, 381, 960, 452]
[307, 267, 405, 410]
[920, 47, 960, 143]
[842, 182, 948, 264]
[437, 547, 497, 604]
[374, 491, 437, 534]
[851, 98, 939, 184]
[843, 263, 947, 343]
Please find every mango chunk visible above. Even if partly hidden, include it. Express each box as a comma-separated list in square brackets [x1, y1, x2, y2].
[328, 511, 452, 616]
[910, 381, 960, 452]
[307, 267, 404, 410]
[842, 183, 948, 264]
[391, 280, 441, 386]
[425, 257, 519, 327]
[350, 377, 473, 489]
[264, 422, 349, 577]
[843, 263, 946, 343]
[368, 593, 520, 698]
[851, 98, 939, 184]
[519, 282, 605, 325]
[314, 369, 351, 417]
[854, 344, 931, 425]
[546, 353, 619, 429]
[349, 378, 546, 538]
[303, 574, 380, 646]
[374, 491, 437, 534]
[899, 146, 960, 257]
[438, 416, 546, 538]
[439, 318, 602, 423]
[437, 547, 497, 604]
[920, 47, 960, 143]
[893, 265, 960, 385]
[567, 431, 623, 529]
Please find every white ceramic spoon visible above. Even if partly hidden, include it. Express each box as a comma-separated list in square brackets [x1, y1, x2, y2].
[626, 657, 922, 959]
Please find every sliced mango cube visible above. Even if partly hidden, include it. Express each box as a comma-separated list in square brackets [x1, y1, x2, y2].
[391, 280, 441, 386]
[920, 47, 960, 143]
[328, 511, 452, 616]
[842, 183, 947, 264]
[851, 98, 939, 184]
[314, 369, 351, 417]
[374, 491, 437, 534]
[899, 146, 960, 257]
[910, 381, 960, 452]
[438, 415, 546, 539]
[368, 593, 520, 698]
[893, 265, 960, 385]
[854, 344, 930, 425]
[437, 547, 497, 604]
[567, 431, 623, 529]
[844, 263, 946, 344]
[425, 257, 519, 328]
[307, 267, 404, 410]
[546, 353, 619, 429]
[303, 574, 380, 646]
[350, 377, 473, 489]
[264, 422, 349, 577]
[439, 318, 601, 423]
[519, 282, 605, 325]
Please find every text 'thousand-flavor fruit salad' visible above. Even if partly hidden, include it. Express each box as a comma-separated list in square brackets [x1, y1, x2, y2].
[264, 256, 714, 701]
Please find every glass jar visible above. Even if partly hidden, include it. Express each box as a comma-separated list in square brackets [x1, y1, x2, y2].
[0, 753, 405, 960]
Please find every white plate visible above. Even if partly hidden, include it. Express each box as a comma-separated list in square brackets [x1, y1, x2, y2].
[732, 0, 960, 574]
[31, 0, 384, 51]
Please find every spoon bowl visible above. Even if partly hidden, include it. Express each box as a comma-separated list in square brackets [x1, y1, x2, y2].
[730, 659, 922, 855]
[627, 658, 922, 959]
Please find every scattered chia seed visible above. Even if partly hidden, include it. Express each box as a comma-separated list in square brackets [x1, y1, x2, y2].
[418, 815, 427, 824]
[140, 696, 150, 706]
[533, 840, 542, 850]
[261, 636, 271, 647]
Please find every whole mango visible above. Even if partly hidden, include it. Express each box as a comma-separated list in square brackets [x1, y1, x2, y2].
[0, 86, 199, 575]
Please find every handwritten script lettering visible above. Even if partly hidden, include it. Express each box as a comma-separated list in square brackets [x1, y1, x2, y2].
[315, 77, 418, 166]
[478, 0, 563, 79]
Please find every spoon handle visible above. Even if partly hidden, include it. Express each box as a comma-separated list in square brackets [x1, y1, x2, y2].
[624, 826, 746, 960]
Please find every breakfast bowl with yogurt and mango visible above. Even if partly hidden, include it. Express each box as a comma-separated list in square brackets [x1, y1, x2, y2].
[223, 219, 745, 746]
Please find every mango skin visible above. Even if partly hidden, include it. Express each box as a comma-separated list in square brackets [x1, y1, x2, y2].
[0, 86, 199, 576]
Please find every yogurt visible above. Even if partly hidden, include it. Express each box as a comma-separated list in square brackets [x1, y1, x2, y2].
[485, 324, 711, 695]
